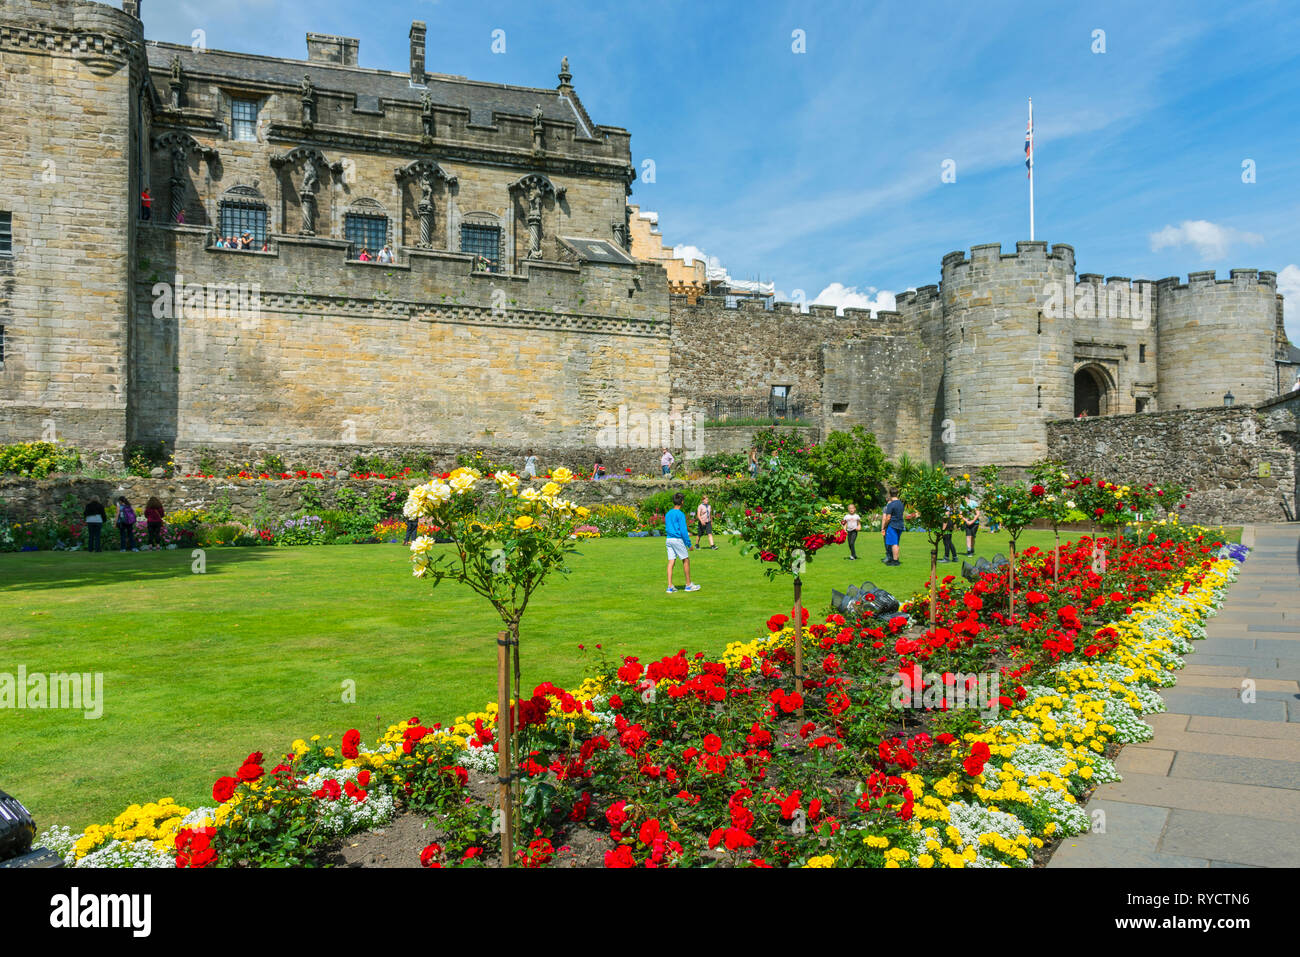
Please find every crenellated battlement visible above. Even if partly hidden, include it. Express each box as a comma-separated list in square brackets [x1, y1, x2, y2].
[940, 240, 1076, 286]
[1155, 269, 1278, 293]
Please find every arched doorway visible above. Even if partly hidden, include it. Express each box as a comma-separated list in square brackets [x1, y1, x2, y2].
[1074, 364, 1113, 417]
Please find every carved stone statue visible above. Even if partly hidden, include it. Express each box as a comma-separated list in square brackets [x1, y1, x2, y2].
[301, 161, 319, 195]
[525, 184, 543, 259]
[300, 74, 316, 127]
[168, 55, 183, 109]
[168, 145, 188, 222]
[421, 91, 434, 140]
[561, 56, 569, 75]
[531, 104, 544, 152]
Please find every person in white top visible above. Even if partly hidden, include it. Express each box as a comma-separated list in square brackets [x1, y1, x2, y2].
[842, 503, 861, 560]
[378, 244, 394, 264]
[660, 448, 675, 476]
[693, 495, 716, 550]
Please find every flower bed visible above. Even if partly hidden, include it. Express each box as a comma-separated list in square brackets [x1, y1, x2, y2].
[40, 525, 1239, 868]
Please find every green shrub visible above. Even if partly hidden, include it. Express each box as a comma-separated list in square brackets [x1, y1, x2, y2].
[806, 427, 890, 510]
[0, 442, 81, 479]
[689, 452, 747, 475]
[125, 440, 170, 477]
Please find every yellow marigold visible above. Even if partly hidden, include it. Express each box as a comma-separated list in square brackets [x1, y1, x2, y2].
[803, 855, 835, 868]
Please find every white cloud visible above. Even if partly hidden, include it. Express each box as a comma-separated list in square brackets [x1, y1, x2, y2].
[810, 283, 897, 315]
[671, 244, 712, 267]
[1148, 220, 1264, 260]
[1278, 264, 1300, 345]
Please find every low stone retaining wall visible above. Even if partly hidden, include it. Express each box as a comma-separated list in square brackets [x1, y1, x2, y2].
[0, 475, 730, 523]
[1046, 397, 1300, 526]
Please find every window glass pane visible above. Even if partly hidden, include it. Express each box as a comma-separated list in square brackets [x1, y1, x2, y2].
[460, 224, 500, 265]
[0, 212, 11, 254]
[345, 214, 387, 254]
[232, 99, 258, 141]
[218, 204, 268, 243]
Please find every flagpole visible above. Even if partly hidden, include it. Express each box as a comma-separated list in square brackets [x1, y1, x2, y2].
[1028, 98, 1035, 241]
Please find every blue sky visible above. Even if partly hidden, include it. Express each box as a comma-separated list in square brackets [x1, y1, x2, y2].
[138, 0, 1300, 340]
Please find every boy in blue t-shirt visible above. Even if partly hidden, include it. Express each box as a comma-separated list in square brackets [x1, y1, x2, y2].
[664, 492, 700, 593]
[880, 489, 905, 566]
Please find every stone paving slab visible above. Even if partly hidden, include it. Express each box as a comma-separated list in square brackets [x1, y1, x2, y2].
[1048, 801, 1209, 868]
[1159, 810, 1300, 867]
[1168, 751, 1300, 789]
[1157, 690, 1287, 720]
[1186, 715, 1300, 739]
[1179, 664, 1250, 676]
[1093, 772, 1300, 824]
[1115, 746, 1175, 775]
[1170, 673, 1298, 693]
[1133, 727, 1300, 762]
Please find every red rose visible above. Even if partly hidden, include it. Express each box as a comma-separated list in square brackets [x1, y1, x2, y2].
[212, 776, 238, 803]
[702, 733, 722, 754]
[604, 845, 637, 868]
[236, 762, 264, 782]
[357, 769, 371, 787]
[420, 842, 441, 867]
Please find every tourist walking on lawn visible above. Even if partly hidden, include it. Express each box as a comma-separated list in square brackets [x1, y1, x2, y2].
[881, 489, 904, 566]
[963, 495, 981, 555]
[83, 499, 106, 552]
[694, 495, 717, 550]
[660, 448, 675, 477]
[144, 496, 166, 550]
[939, 507, 959, 563]
[664, 492, 699, 593]
[115, 496, 138, 552]
[842, 503, 860, 560]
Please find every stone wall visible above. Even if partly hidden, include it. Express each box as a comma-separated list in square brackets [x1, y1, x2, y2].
[0, 474, 727, 523]
[130, 224, 673, 452]
[1045, 397, 1300, 525]
[0, 0, 143, 453]
[667, 296, 880, 423]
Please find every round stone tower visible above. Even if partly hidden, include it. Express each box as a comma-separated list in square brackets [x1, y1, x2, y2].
[1155, 270, 1279, 409]
[940, 241, 1076, 467]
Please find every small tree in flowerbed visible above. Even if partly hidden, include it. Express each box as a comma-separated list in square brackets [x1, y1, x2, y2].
[404, 465, 587, 865]
[1028, 460, 1074, 583]
[805, 426, 890, 511]
[900, 467, 971, 623]
[735, 458, 830, 709]
[976, 466, 1044, 620]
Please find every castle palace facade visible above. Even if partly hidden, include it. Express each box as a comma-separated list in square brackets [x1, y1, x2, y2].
[1, 0, 1294, 473]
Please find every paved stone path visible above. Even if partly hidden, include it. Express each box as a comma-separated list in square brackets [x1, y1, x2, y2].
[1050, 524, 1300, 868]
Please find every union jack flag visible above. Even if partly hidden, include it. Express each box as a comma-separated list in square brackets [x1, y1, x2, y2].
[1024, 114, 1033, 178]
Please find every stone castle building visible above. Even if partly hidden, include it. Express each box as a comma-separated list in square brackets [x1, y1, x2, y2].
[1, 0, 1295, 474]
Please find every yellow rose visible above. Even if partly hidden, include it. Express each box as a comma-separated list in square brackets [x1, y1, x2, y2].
[550, 467, 573, 484]
[514, 515, 535, 530]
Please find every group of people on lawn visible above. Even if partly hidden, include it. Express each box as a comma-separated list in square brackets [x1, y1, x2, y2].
[664, 490, 987, 592]
[81, 496, 167, 552]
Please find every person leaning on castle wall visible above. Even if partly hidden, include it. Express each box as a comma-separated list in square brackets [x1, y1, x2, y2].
[83, 499, 107, 553]
[144, 496, 166, 550]
[115, 497, 139, 552]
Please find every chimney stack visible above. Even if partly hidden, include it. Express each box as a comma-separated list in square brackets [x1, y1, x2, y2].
[409, 21, 427, 85]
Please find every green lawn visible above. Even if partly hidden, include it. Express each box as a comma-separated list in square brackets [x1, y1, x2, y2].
[0, 529, 1098, 828]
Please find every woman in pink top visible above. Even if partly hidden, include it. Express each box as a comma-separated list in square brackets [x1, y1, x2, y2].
[144, 496, 166, 550]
